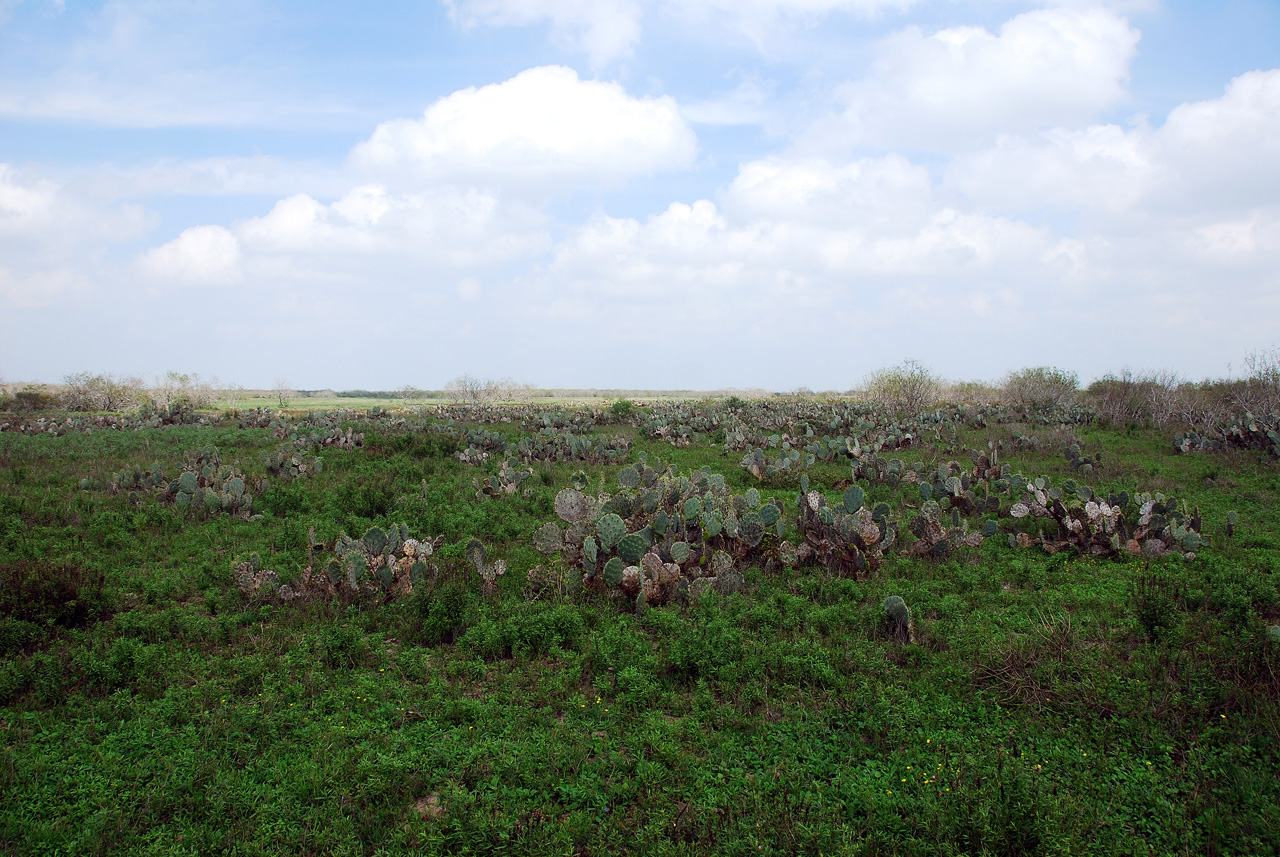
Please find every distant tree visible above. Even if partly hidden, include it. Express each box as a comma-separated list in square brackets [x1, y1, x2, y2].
[273, 378, 294, 408]
[445, 374, 485, 403]
[1001, 366, 1078, 410]
[1236, 345, 1280, 415]
[222, 382, 247, 413]
[862, 359, 939, 418]
[62, 372, 144, 412]
[397, 384, 425, 403]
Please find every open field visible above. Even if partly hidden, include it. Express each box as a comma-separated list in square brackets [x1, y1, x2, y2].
[1, 398, 1278, 855]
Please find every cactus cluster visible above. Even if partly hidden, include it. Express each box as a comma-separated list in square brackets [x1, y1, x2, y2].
[905, 499, 990, 558]
[164, 446, 256, 519]
[467, 539, 508, 596]
[849, 453, 927, 487]
[532, 457, 763, 608]
[1063, 443, 1102, 473]
[1174, 412, 1280, 459]
[299, 524, 441, 599]
[262, 442, 322, 481]
[231, 552, 299, 601]
[740, 444, 812, 480]
[882, 595, 916, 643]
[794, 481, 899, 575]
[516, 428, 630, 465]
[474, 460, 534, 498]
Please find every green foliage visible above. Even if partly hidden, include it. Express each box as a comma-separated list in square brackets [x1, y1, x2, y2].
[2, 400, 1279, 855]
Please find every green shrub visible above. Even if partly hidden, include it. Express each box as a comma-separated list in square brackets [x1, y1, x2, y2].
[1002, 366, 1078, 409]
[409, 581, 479, 646]
[862, 359, 939, 418]
[0, 560, 112, 628]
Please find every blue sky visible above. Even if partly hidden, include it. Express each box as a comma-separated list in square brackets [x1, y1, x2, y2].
[2, 0, 1278, 390]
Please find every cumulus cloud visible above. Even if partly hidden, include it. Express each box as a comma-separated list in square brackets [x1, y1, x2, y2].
[233, 185, 550, 266]
[351, 66, 697, 191]
[806, 6, 1140, 153]
[549, 154, 1054, 308]
[138, 225, 243, 285]
[0, 163, 151, 242]
[949, 69, 1280, 219]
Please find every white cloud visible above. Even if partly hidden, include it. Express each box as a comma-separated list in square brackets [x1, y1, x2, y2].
[444, 0, 642, 67]
[807, 6, 1140, 152]
[550, 155, 1053, 304]
[948, 69, 1280, 219]
[0, 163, 152, 242]
[351, 66, 697, 191]
[722, 154, 933, 225]
[138, 225, 243, 285]
[0, 164, 58, 233]
[233, 185, 550, 266]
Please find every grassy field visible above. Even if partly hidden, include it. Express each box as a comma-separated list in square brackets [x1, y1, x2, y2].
[1, 405, 1277, 855]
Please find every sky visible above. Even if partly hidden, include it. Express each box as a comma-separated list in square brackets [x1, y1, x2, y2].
[1, 0, 1278, 391]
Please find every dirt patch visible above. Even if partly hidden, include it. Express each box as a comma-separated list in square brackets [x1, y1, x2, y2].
[413, 793, 444, 820]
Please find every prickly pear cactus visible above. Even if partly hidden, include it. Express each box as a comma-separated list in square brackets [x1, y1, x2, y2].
[883, 595, 916, 643]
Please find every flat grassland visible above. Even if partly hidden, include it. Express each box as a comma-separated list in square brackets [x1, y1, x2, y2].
[1, 402, 1277, 855]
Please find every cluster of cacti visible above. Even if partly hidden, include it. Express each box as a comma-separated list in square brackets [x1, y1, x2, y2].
[515, 428, 630, 465]
[793, 481, 899, 575]
[532, 458, 766, 608]
[1174, 412, 1280, 458]
[456, 427, 511, 464]
[162, 446, 256, 519]
[108, 462, 167, 494]
[1063, 443, 1102, 473]
[466, 539, 507, 596]
[1002, 475, 1201, 559]
[916, 460, 1002, 518]
[906, 499, 991, 558]
[262, 442, 322, 481]
[740, 444, 812, 480]
[299, 525, 441, 599]
[231, 552, 300, 601]
[882, 595, 916, 643]
[522, 410, 602, 433]
[849, 453, 926, 487]
[474, 460, 533, 498]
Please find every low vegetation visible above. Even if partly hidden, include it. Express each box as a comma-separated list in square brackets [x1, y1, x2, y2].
[1, 361, 1278, 854]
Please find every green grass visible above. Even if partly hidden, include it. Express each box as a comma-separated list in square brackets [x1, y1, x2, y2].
[1, 416, 1278, 855]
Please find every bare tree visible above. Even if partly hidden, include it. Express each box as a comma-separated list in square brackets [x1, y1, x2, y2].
[862, 359, 939, 418]
[445, 374, 485, 403]
[273, 378, 294, 408]
[1235, 345, 1280, 416]
[1001, 366, 1079, 410]
[62, 372, 144, 412]
[397, 384, 425, 403]
[222, 382, 247, 413]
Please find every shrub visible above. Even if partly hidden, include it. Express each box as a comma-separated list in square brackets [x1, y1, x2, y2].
[10, 385, 58, 413]
[862, 359, 939, 418]
[606, 399, 637, 423]
[61, 372, 144, 412]
[1002, 366, 1078, 410]
[1234, 345, 1280, 416]
[0, 560, 112, 628]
